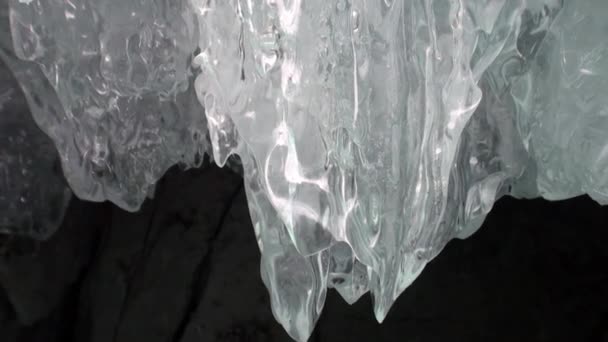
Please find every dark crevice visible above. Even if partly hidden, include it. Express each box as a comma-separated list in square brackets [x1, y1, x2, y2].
[73, 200, 113, 342]
[110, 179, 165, 342]
[70, 202, 110, 342]
[311, 319, 322, 342]
[172, 181, 244, 342]
[0, 282, 16, 324]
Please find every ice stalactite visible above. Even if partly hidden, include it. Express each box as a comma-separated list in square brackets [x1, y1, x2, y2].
[3, 0, 608, 341]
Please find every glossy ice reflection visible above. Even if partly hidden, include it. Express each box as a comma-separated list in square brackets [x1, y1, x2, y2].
[5, 0, 608, 340]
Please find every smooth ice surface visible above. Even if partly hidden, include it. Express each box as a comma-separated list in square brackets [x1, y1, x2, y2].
[4, 0, 608, 340]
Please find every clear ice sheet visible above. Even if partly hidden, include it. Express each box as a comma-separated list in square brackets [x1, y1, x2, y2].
[4, 0, 608, 340]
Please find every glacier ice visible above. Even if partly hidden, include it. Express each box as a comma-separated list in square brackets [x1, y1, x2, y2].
[3, 0, 608, 340]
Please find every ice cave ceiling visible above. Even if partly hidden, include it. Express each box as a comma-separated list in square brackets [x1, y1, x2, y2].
[1, 0, 607, 341]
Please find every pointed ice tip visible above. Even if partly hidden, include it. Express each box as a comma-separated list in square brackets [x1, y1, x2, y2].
[277, 311, 315, 342]
[373, 304, 389, 323]
[285, 322, 314, 342]
[371, 287, 398, 324]
[371, 292, 394, 323]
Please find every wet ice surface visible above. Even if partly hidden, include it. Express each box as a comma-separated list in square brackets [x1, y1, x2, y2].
[4, 0, 608, 340]
[7, 0, 209, 210]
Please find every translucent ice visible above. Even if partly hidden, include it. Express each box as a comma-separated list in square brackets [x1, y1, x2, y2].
[8, 0, 209, 210]
[511, 0, 608, 204]
[0, 10, 71, 239]
[191, 1, 608, 340]
[5, 0, 608, 341]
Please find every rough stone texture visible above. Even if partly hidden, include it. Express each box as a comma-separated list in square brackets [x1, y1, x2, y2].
[177, 187, 288, 342]
[74, 164, 254, 342]
[0, 164, 606, 342]
[0, 198, 107, 341]
[0, 199, 101, 325]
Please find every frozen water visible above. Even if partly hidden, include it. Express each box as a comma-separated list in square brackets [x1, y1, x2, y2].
[0, 13, 71, 239]
[4, 0, 608, 340]
[192, 1, 608, 339]
[8, 0, 209, 211]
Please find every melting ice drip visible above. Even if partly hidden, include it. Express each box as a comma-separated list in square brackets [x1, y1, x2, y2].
[3, 0, 608, 340]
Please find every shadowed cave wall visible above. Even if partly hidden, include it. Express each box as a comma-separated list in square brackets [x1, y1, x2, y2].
[0, 162, 606, 342]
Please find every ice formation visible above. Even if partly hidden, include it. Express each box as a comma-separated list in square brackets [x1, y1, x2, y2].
[0, 8, 70, 239]
[6, 0, 209, 210]
[0, 63, 71, 239]
[3, 0, 608, 340]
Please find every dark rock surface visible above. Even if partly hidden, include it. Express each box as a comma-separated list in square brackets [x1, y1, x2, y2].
[0, 163, 606, 342]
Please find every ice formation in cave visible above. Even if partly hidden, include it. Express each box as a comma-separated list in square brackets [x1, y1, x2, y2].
[0, 9, 70, 239]
[2, 0, 608, 340]
[6, 0, 209, 210]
